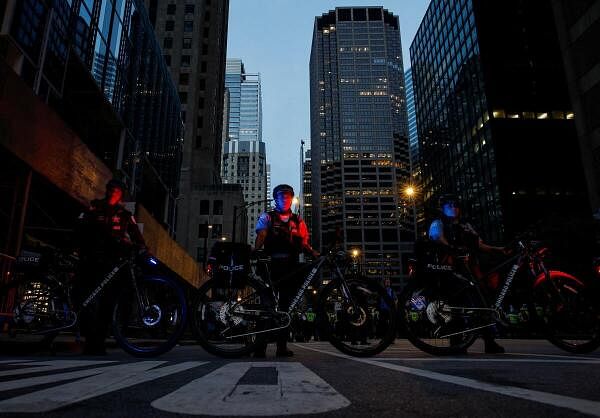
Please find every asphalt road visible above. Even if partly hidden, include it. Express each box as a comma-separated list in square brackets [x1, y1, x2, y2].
[1, 339, 599, 417]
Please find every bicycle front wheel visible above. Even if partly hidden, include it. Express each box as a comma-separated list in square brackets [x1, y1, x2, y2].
[534, 274, 600, 354]
[112, 275, 187, 357]
[317, 277, 397, 357]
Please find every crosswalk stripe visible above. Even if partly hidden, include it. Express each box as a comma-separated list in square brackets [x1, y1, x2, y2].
[0, 360, 117, 378]
[371, 358, 600, 364]
[295, 344, 600, 417]
[152, 362, 350, 416]
[0, 361, 207, 413]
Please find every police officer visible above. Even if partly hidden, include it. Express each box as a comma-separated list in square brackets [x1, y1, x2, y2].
[77, 179, 146, 355]
[253, 184, 319, 357]
[429, 193, 508, 354]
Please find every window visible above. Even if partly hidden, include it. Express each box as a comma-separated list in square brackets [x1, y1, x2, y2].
[163, 54, 171, 66]
[213, 200, 223, 215]
[178, 91, 187, 104]
[203, 27, 210, 38]
[163, 37, 173, 48]
[196, 135, 202, 148]
[200, 61, 207, 72]
[185, 4, 195, 14]
[181, 55, 191, 66]
[167, 4, 176, 14]
[200, 200, 209, 215]
[184, 21, 193, 32]
[179, 73, 189, 85]
[202, 43, 208, 55]
[199, 79, 206, 90]
[204, 11, 211, 21]
[165, 20, 174, 31]
[183, 38, 192, 49]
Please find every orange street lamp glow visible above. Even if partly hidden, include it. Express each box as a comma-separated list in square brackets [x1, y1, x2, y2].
[405, 186, 416, 197]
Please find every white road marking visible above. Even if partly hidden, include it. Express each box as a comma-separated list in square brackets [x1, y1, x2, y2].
[0, 360, 116, 377]
[0, 361, 207, 413]
[295, 344, 600, 417]
[371, 358, 600, 364]
[152, 362, 350, 416]
[504, 352, 600, 361]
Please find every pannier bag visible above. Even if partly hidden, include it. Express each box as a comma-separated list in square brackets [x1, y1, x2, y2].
[413, 239, 454, 275]
[207, 242, 251, 288]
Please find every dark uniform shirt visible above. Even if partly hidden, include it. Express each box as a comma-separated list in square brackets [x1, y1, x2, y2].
[78, 199, 145, 258]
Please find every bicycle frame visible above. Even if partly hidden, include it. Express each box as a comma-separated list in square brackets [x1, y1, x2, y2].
[223, 254, 354, 339]
[33, 257, 137, 335]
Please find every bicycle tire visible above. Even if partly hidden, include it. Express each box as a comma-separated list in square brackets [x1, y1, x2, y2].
[112, 275, 187, 357]
[316, 277, 397, 357]
[191, 277, 271, 358]
[398, 279, 480, 356]
[534, 276, 600, 354]
[0, 277, 64, 348]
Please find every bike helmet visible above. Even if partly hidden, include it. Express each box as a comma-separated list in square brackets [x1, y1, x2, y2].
[439, 193, 460, 208]
[273, 184, 294, 198]
[106, 178, 127, 191]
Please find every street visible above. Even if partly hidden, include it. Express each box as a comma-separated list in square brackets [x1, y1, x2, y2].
[1, 339, 599, 417]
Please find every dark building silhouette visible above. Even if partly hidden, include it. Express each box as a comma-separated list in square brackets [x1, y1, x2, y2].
[0, 0, 202, 286]
[552, 0, 600, 221]
[411, 0, 590, 243]
[145, 0, 232, 254]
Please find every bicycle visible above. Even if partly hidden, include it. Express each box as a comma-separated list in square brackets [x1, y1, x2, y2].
[191, 243, 397, 358]
[398, 239, 600, 355]
[0, 248, 187, 357]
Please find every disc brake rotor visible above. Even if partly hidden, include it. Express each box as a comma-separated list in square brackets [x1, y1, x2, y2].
[346, 305, 367, 327]
[142, 305, 162, 327]
[218, 302, 243, 326]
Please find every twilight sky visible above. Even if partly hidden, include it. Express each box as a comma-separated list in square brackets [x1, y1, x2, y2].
[226, 0, 430, 195]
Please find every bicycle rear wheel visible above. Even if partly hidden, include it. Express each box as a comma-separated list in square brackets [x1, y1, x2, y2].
[191, 277, 272, 358]
[112, 275, 187, 357]
[534, 274, 600, 353]
[0, 277, 67, 348]
[398, 277, 482, 355]
[316, 277, 397, 357]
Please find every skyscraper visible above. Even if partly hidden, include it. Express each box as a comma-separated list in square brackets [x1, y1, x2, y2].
[222, 59, 268, 244]
[310, 7, 412, 284]
[145, 0, 231, 254]
[404, 68, 424, 236]
[552, 0, 600, 221]
[0, 0, 201, 287]
[411, 0, 589, 242]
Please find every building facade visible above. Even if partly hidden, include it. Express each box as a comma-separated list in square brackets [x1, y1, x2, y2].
[411, 0, 590, 243]
[222, 140, 268, 244]
[551, 0, 600, 220]
[310, 7, 412, 284]
[0, 0, 201, 286]
[222, 59, 268, 244]
[195, 184, 246, 264]
[145, 0, 230, 253]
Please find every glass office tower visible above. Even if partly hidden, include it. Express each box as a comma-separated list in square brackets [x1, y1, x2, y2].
[5, 0, 183, 224]
[411, 0, 589, 242]
[310, 7, 412, 284]
[222, 59, 268, 244]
